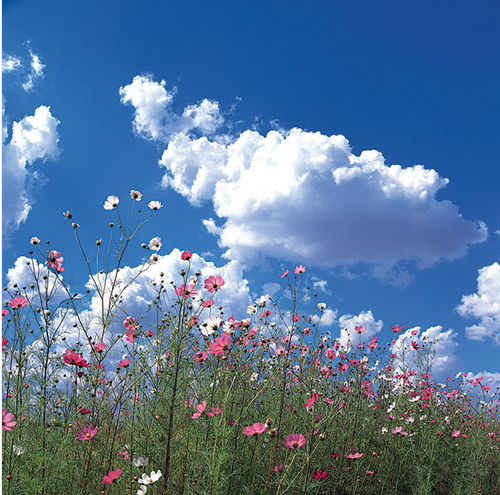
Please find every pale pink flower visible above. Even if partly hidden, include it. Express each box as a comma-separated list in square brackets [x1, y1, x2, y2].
[391, 426, 408, 436]
[354, 325, 366, 334]
[76, 424, 98, 441]
[204, 275, 225, 293]
[102, 468, 121, 484]
[2, 409, 17, 431]
[191, 401, 207, 419]
[283, 433, 306, 449]
[93, 343, 106, 353]
[294, 265, 306, 274]
[46, 250, 65, 272]
[103, 195, 119, 210]
[30, 236, 40, 245]
[9, 296, 28, 309]
[242, 422, 268, 436]
[175, 283, 197, 300]
[148, 200, 162, 210]
[148, 237, 162, 250]
[345, 452, 363, 459]
[367, 337, 378, 350]
[130, 190, 142, 201]
[324, 348, 336, 360]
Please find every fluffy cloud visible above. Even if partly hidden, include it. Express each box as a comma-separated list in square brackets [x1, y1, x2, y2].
[2, 54, 22, 73]
[120, 75, 487, 279]
[22, 49, 45, 92]
[2, 105, 60, 237]
[391, 325, 461, 378]
[119, 75, 223, 142]
[2, 47, 45, 91]
[456, 262, 500, 345]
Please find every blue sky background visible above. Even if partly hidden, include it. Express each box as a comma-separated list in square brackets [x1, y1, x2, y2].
[3, 0, 500, 386]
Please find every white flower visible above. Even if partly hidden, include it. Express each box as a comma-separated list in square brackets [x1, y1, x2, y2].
[381, 427, 388, 434]
[317, 302, 327, 310]
[132, 456, 149, 467]
[387, 402, 395, 413]
[405, 416, 415, 424]
[409, 396, 420, 403]
[148, 201, 162, 210]
[455, 372, 462, 378]
[148, 237, 162, 251]
[130, 190, 142, 201]
[137, 486, 147, 495]
[13, 445, 25, 456]
[201, 316, 222, 336]
[256, 294, 270, 306]
[139, 470, 162, 485]
[420, 415, 427, 421]
[223, 320, 236, 334]
[149, 254, 160, 264]
[250, 372, 259, 382]
[247, 304, 257, 315]
[149, 277, 160, 287]
[30, 237, 40, 245]
[104, 195, 119, 210]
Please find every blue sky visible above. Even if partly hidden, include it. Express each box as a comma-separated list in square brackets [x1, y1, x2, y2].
[3, 0, 500, 386]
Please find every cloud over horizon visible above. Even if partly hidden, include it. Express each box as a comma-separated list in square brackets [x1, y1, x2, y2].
[120, 75, 487, 283]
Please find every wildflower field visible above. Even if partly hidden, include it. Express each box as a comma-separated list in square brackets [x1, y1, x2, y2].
[2, 195, 500, 495]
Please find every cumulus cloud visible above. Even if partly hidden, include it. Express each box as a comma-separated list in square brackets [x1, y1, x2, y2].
[337, 310, 383, 347]
[2, 54, 22, 73]
[120, 75, 487, 280]
[391, 325, 461, 378]
[456, 262, 500, 345]
[311, 307, 337, 327]
[2, 105, 60, 237]
[119, 75, 223, 142]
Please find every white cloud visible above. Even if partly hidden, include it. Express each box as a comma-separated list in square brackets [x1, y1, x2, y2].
[312, 307, 337, 327]
[261, 282, 280, 298]
[121, 75, 487, 280]
[337, 310, 383, 347]
[456, 262, 500, 345]
[119, 75, 223, 142]
[2, 54, 22, 73]
[312, 278, 330, 294]
[2, 105, 60, 237]
[390, 325, 461, 378]
[22, 49, 45, 92]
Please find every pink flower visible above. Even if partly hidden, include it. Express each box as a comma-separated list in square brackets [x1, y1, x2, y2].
[324, 348, 336, 360]
[292, 315, 301, 323]
[2, 309, 8, 321]
[283, 433, 306, 449]
[62, 349, 89, 368]
[242, 422, 268, 436]
[102, 468, 121, 484]
[9, 296, 29, 309]
[2, 338, 8, 351]
[345, 452, 363, 459]
[123, 316, 139, 331]
[125, 329, 138, 343]
[181, 250, 192, 260]
[192, 401, 207, 419]
[452, 430, 461, 438]
[303, 327, 311, 335]
[391, 426, 408, 436]
[175, 283, 198, 300]
[2, 409, 17, 431]
[391, 324, 406, 333]
[411, 341, 419, 350]
[93, 343, 106, 353]
[294, 265, 306, 274]
[46, 250, 65, 272]
[193, 351, 208, 363]
[202, 299, 214, 308]
[209, 333, 231, 355]
[280, 269, 289, 278]
[204, 275, 225, 293]
[354, 325, 366, 334]
[273, 464, 285, 472]
[275, 346, 287, 356]
[118, 358, 130, 368]
[76, 424, 99, 441]
[312, 470, 329, 480]
[206, 406, 223, 417]
[367, 337, 378, 350]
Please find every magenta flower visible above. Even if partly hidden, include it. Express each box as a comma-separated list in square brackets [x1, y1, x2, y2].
[193, 351, 208, 363]
[191, 401, 207, 419]
[305, 393, 319, 409]
[294, 265, 306, 274]
[2, 409, 17, 431]
[242, 422, 268, 437]
[452, 430, 461, 438]
[118, 358, 130, 368]
[2, 338, 8, 351]
[209, 333, 231, 356]
[76, 424, 99, 441]
[181, 250, 192, 260]
[283, 434, 306, 449]
[123, 316, 139, 331]
[62, 349, 89, 368]
[312, 470, 329, 480]
[175, 283, 198, 300]
[102, 468, 121, 484]
[46, 250, 65, 272]
[204, 275, 225, 293]
[273, 463, 285, 472]
[9, 296, 29, 309]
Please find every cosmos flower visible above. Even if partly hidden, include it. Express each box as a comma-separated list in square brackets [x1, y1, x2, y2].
[2, 409, 17, 431]
[283, 434, 306, 449]
[104, 195, 120, 210]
